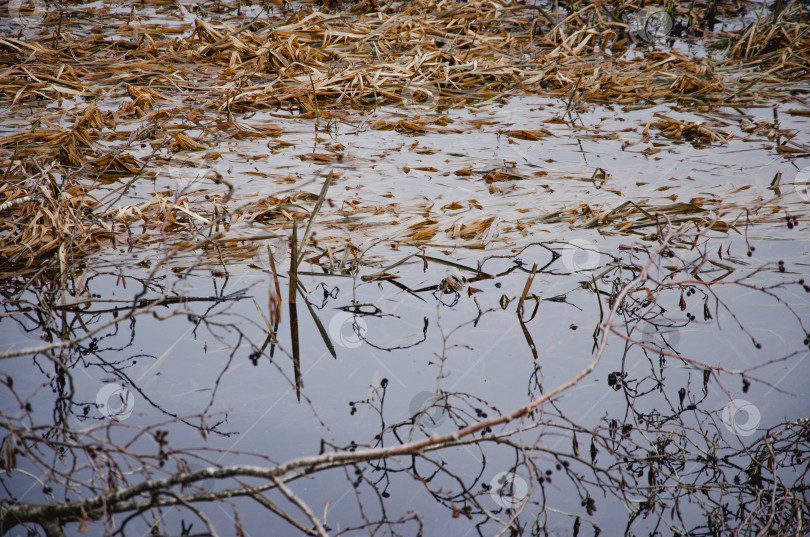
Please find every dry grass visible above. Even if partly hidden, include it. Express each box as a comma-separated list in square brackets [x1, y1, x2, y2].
[1, 0, 808, 273]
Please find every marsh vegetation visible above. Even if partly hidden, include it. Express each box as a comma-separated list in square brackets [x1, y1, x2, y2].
[1, 0, 809, 535]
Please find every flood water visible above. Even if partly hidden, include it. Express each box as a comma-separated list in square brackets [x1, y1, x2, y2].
[1, 4, 810, 535]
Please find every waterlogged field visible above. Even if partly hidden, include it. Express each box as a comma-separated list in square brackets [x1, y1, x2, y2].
[1, 0, 809, 536]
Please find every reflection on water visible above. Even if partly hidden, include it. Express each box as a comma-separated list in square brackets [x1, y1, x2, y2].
[2, 66, 810, 537]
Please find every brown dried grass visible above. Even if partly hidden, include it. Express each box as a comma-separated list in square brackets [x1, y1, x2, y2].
[0, 0, 807, 274]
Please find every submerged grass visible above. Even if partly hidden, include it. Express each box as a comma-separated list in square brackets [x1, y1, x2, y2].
[0, 0, 808, 275]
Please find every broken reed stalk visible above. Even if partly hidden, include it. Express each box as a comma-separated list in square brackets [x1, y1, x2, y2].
[297, 170, 333, 266]
[289, 219, 301, 400]
[288, 171, 338, 361]
[296, 279, 336, 359]
[517, 263, 539, 360]
[267, 243, 282, 301]
[267, 243, 282, 358]
[265, 244, 281, 360]
[308, 72, 320, 121]
[517, 262, 537, 321]
[252, 298, 275, 336]
[591, 273, 605, 347]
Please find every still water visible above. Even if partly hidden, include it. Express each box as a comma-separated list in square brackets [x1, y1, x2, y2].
[2, 93, 809, 535]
